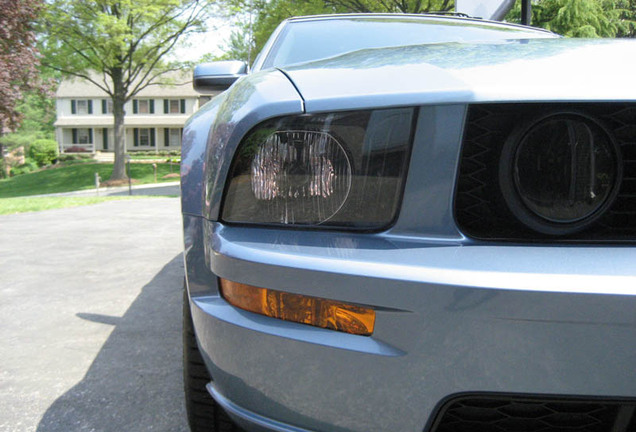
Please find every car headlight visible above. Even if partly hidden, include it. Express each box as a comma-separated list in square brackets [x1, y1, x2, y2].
[222, 108, 415, 229]
[499, 112, 622, 235]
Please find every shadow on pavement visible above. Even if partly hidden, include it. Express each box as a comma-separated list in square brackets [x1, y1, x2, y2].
[36, 255, 189, 432]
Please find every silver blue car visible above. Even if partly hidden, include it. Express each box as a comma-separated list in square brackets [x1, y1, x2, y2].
[181, 14, 636, 432]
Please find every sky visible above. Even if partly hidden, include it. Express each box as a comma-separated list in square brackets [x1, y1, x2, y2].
[172, 16, 235, 62]
[171, 1, 515, 63]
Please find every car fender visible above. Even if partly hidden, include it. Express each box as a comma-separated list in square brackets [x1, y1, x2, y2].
[181, 92, 228, 217]
[181, 69, 304, 220]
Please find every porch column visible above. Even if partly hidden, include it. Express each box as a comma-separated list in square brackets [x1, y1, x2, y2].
[57, 127, 64, 154]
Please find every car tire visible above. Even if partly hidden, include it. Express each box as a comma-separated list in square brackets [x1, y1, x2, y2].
[183, 286, 242, 432]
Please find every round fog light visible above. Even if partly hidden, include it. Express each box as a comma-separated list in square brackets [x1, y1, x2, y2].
[500, 113, 621, 235]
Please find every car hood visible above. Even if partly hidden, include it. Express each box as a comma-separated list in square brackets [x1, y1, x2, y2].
[280, 38, 636, 112]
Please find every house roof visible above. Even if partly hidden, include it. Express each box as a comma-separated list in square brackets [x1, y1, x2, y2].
[56, 70, 200, 98]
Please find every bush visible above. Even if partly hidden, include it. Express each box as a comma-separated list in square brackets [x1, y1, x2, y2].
[58, 153, 93, 162]
[64, 145, 91, 153]
[29, 139, 59, 167]
[11, 158, 39, 176]
[130, 150, 180, 157]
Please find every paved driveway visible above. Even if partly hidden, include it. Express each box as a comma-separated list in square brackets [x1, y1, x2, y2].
[0, 198, 188, 432]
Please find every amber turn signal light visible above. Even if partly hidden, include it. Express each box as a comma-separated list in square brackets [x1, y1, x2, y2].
[219, 278, 375, 336]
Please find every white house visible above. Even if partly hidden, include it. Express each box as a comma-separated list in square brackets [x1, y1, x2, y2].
[54, 72, 216, 153]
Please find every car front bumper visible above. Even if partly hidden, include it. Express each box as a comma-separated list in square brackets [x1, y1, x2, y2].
[183, 214, 636, 432]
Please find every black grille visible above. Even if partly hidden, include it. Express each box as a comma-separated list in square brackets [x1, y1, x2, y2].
[429, 395, 636, 432]
[455, 103, 636, 242]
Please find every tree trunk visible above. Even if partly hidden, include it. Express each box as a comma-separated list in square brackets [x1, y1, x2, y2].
[110, 69, 127, 180]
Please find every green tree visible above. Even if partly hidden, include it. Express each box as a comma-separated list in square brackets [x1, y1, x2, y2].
[41, 0, 209, 180]
[323, 0, 453, 13]
[615, 0, 636, 36]
[507, 0, 636, 37]
[218, 0, 455, 64]
[212, 0, 333, 63]
[14, 90, 57, 138]
[0, 88, 57, 170]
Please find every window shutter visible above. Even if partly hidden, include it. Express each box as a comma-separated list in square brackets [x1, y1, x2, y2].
[164, 128, 169, 147]
[134, 128, 139, 147]
[150, 128, 156, 147]
[71, 100, 77, 114]
[102, 100, 107, 114]
[72, 128, 78, 143]
[133, 100, 138, 114]
[88, 129, 93, 143]
[103, 128, 108, 150]
[164, 99, 169, 114]
[149, 100, 155, 114]
[180, 99, 186, 114]
[88, 100, 93, 114]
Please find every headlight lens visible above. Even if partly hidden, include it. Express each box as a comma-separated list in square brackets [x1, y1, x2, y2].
[250, 130, 352, 223]
[500, 113, 622, 235]
[222, 109, 414, 229]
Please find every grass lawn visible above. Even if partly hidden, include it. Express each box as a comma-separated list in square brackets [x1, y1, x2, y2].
[0, 196, 168, 215]
[0, 163, 180, 198]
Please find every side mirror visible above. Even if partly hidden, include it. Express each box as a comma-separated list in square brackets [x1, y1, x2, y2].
[193, 61, 248, 92]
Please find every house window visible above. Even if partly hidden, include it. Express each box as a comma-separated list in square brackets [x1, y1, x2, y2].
[77, 128, 90, 144]
[169, 100, 180, 113]
[77, 100, 88, 115]
[72, 128, 92, 144]
[139, 100, 150, 114]
[71, 99, 93, 115]
[165, 128, 182, 147]
[102, 99, 113, 114]
[139, 128, 150, 146]
[133, 99, 154, 114]
[163, 99, 186, 114]
[133, 128, 156, 147]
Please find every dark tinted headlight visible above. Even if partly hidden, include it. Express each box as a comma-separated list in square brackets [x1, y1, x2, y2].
[222, 109, 414, 229]
[500, 112, 622, 235]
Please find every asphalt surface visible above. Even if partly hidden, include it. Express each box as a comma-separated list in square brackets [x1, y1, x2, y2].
[0, 197, 188, 432]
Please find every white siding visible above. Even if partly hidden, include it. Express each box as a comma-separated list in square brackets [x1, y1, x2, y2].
[54, 75, 209, 152]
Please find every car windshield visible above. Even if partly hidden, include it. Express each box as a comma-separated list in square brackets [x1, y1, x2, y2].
[262, 17, 556, 69]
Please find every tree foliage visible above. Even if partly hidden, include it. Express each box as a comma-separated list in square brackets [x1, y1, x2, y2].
[614, 0, 636, 36]
[323, 0, 453, 13]
[15, 91, 57, 138]
[41, 0, 210, 180]
[507, 0, 636, 37]
[222, 0, 636, 64]
[0, 0, 44, 132]
[211, 0, 332, 63]
[0, 88, 57, 166]
[218, 0, 455, 63]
